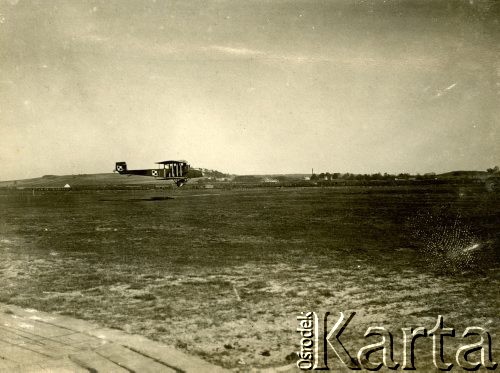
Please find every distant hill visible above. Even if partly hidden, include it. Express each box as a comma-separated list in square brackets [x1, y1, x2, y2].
[0, 171, 309, 188]
[0, 173, 182, 188]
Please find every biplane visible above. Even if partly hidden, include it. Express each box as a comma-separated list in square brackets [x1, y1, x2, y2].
[114, 160, 202, 187]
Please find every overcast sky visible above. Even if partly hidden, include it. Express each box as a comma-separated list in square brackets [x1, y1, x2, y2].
[0, 0, 499, 180]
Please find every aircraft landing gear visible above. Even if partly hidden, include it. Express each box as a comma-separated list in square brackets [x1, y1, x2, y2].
[176, 179, 187, 187]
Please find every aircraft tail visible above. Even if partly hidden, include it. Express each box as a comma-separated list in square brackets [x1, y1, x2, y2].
[115, 162, 127, 173]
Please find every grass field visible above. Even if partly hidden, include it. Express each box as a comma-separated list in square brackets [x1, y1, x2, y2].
[0, 186, 498, 370]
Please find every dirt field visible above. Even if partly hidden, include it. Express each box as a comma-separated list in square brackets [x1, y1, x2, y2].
[0, 186, 498, 370]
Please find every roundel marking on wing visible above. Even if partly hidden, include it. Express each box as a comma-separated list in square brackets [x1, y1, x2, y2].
[152, 170, 159, 176]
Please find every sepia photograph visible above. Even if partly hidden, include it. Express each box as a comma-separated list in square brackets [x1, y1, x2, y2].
[0, 0, 498, 371]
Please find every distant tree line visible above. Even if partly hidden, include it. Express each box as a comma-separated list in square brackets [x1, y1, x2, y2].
[310, 172, 435, 181]
[310, 166, 499, 182]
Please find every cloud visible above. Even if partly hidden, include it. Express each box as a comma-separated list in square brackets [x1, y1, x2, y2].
[206, 45, 264, 57]
[205, 45, 320, 63]
[201, 45, 444, 70]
